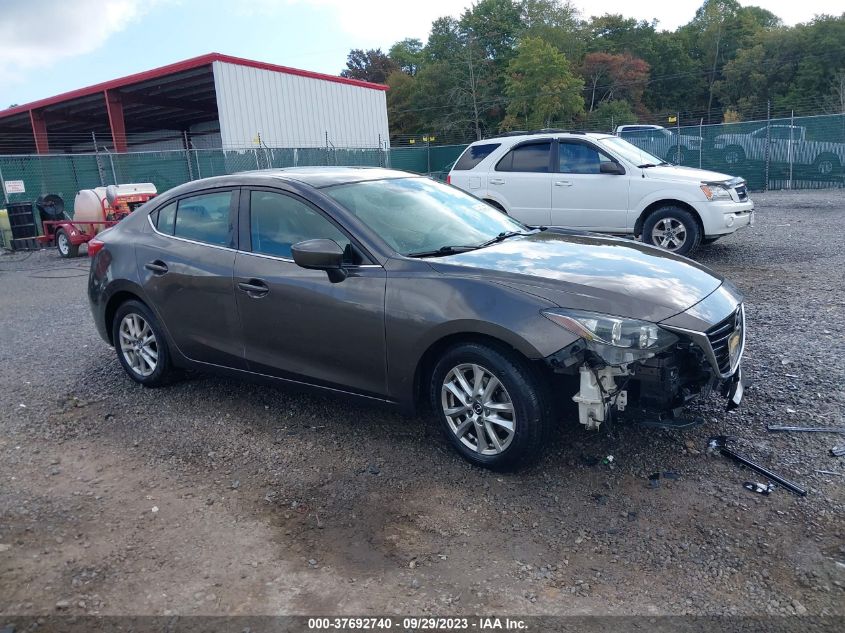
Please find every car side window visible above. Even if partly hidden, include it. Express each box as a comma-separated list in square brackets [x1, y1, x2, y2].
[153, 201, 177, 235]
[249, 191, 354, 262]
[496, 142, 551, 172]
[454, 143, 501, 170]
[172, 191, 233, 246]
[558, 142, 612, 174]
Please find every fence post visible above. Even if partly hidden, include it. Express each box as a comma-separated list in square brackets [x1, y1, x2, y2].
[676, 112, 681, 163]
[93, 132, 106, 186]
[184, 131, 194, 181]
[699, 118, 703, 169]
[195, 150, 202, 179]
[764, 100, 771, 192]
[0, 164, 9, 205]
[788, 110, 794, 189]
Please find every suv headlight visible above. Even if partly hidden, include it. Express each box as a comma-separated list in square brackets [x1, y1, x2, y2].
[700, 183, 732, 201]
[542, 308, 678, 364]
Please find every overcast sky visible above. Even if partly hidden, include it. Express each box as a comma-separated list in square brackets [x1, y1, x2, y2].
[1, 0, 842, 107]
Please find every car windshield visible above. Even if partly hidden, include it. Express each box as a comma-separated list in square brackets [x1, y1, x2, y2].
[324, 177, 532, 257]
[597, 136, 665, 167]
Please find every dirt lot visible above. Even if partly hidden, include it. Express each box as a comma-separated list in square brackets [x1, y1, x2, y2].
[1, 189, 843, 618]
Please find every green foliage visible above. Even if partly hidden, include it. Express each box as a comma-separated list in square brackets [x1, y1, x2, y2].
[587, 100, 637, 132]
[342, 0, 845, 140]
[502, 37, 584, 129]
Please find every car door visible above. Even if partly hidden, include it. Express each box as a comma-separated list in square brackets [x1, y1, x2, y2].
[233, 188, 387, 396]
[136, 188, 246, 369]
[487, 140, 552, 225]
[550, 139, 630, 231]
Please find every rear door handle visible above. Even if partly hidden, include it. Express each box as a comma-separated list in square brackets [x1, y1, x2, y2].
[489, 178, 505, 185]
[237, 279, 269, 297]
[144, 260, 168, 275]
[554, 181, 573, 187]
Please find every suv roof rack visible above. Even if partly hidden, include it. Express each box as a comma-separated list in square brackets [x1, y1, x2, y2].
[484, 129, 591, 140]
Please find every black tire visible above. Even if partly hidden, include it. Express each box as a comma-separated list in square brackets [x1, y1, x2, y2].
[723, 145, 745, 167]
[813, 153, 841, 178]
[666, 147, 686, 165]
[112, 299, 173, 387]
[484, 199, 508, 214]
[641, 206, 702, 256]
[56, 229, 79, 258]
[429, 342, 549, 470]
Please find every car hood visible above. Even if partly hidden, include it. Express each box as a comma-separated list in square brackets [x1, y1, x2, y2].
[643, 164, 737, 184]
[428, 230, 724, 322]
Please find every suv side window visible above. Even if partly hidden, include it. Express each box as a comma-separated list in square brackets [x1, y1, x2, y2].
[249, 190, 356, 263]
[454, 143, 501, 170]
[558, 141, 613, 174]
[172, 191, 234, 246]
[495, 142, 551, 172]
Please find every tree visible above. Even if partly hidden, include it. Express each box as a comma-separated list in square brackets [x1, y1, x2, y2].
[520, 0, 583, 58]
[389, 38, 424, 76]
[502, 36, 584, 130]
[587, 100, 637, 132]
[580, 52, 650, 112]
[340, 49, 398, 83]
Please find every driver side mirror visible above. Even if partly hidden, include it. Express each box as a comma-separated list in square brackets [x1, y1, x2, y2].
[600, 162, 625, 175]
[291, 239, 347, 283]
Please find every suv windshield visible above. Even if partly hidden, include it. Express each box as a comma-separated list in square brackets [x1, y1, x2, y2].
[597, 136, 665, 167]
[324, 177, 531, 257]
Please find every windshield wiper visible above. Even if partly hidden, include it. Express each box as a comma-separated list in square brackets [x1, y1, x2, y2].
[476, 230, 535, 248]
[637, 161, 669, 168]
[405, 245, 479, 258]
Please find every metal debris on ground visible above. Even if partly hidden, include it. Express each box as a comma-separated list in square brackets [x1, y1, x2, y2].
[830, 445, 845, 457]
[744, 481, 775, 495]
[707, 435, 807, 497]
[815, 470, 845, 476]
[766, 424, 845, 434]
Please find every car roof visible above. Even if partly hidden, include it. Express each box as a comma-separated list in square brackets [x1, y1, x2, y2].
[236, 166, 414, 188]
[472, 132, 614, 145]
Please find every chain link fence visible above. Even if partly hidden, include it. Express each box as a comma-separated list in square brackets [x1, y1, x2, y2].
[2, 113, 842, 216]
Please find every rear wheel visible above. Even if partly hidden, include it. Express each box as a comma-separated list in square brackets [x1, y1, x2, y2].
[642, 206, 702, 256]
[112, 300, 173, 387]
[813, 153, 841, 178]
[430, 342, 548, 470]
[56, 229, 79, 258]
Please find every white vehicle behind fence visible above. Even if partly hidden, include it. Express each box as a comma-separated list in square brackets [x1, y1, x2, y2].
[447, 131, 754, 256]
[713, 125, 845, 177]
[615, 124, 703, 166]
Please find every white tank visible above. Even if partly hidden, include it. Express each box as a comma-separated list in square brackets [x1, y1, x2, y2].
[73, 183, 156, 233]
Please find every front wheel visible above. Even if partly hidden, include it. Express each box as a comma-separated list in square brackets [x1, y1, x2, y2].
[813, 153, 841, 178]
[112, 300, 173, 387]
[429, 342, 548, 470]
[641, 206, 702, 256]
[56, 229, 79, 258]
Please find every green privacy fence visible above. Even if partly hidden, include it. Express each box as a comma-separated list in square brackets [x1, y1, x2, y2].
[0, 144, 468, 215]
[2, 113, 843, 216]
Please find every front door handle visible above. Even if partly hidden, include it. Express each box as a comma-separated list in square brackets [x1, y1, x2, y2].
[554, 180, 573, 187]
[144, 260, 168, 275]
[489, 178, 505, 185]
[237, 279, 269, 297]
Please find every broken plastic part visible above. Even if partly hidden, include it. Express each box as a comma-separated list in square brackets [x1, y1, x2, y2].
[708, 435, 807, 497]
[744, 481, 774, 495]
[572, 364, 628, 430]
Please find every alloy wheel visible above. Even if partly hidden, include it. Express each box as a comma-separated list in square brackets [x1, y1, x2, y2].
[651, 217, 687, 251]
[119, 313, 158, 377]
[441, 363, 515, 455]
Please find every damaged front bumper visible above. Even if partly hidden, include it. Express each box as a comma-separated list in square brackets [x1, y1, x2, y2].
[545, 285, 746, 429]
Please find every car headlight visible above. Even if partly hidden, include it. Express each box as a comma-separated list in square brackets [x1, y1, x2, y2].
[542, 308, 678, 364]
[700, 183, 732, 201]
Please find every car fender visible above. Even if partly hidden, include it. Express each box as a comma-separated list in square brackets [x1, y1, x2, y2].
[631, 187, 706, 231]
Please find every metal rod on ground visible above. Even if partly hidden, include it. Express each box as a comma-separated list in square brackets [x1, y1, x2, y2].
[767, 425, 845, 433]
[708, 436, 807, 496]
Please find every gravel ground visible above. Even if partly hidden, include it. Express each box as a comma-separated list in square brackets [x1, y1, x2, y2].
[0, 189, 843, 618]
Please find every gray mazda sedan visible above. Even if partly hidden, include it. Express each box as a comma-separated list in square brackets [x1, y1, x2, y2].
[88, 167, 745, 469]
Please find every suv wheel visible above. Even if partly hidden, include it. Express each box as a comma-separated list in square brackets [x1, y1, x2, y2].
[112, 300, 173, 387]
[813, 153, 840, 177]
[642, 206, 702, 256]
[666, 148, 686, 165]
[430, 342, 548, 470]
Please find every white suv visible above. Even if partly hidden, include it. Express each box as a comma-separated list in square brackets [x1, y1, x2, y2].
[447, 131, 754, 255]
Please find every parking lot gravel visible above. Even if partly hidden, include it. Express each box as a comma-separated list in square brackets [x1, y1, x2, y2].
[0, 189, 843, 618]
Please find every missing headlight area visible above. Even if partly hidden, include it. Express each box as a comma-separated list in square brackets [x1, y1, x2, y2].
[545, 307, 745, 430]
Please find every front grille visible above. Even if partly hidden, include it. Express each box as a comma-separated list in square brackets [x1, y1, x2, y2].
[706, 308, 742, 374]
[735, 185, 748, 201]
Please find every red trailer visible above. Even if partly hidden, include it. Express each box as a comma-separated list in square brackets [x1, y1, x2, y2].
[34, 185, 156, 257]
